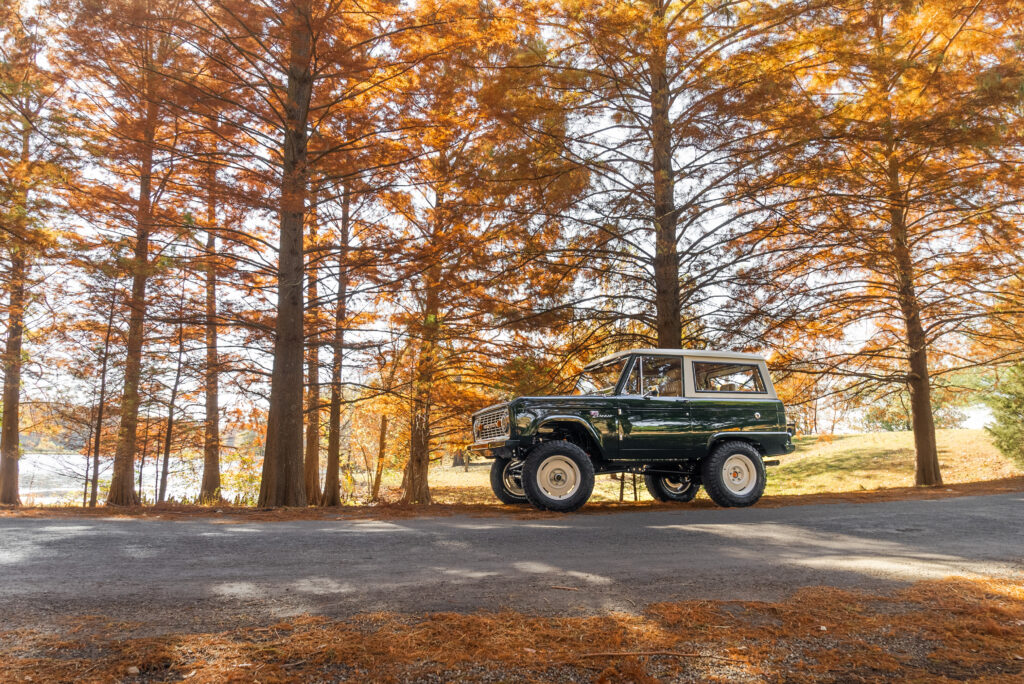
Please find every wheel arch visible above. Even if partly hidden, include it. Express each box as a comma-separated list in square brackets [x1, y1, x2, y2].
[706, 432, 766, 457]
[533, 416, 604, 459]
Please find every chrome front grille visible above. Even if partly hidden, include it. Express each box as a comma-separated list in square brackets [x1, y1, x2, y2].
[474, 407, 509, 442]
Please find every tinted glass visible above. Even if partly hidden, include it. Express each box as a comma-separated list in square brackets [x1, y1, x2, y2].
[575, 358, 627, 395]
[692, 362, 766, 393]
[641, 356, 683, 397]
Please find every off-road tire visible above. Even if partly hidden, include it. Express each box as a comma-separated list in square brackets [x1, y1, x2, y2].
[522, 440, 595, 512]
[701, 441, 766, 508]
[644, 471, 700, 503]
[490, 457, 528, 505]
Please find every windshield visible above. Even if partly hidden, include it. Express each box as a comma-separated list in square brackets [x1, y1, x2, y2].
[574, 358, 627, 395]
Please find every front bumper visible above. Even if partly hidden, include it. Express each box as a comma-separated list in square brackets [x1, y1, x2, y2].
[469, 439, 519, 454]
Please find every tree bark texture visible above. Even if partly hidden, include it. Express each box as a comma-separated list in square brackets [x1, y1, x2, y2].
[107, 100, 159, 506]
[887, 153, 942, 486]
[304, 216, 322, 505]
[200, 177, 221, 503]
[0, 246, 26, 506]
[259, 1, 313, 507]
[648, 3, 681, 349]
[403, 266, 440, 505]
[0, 118, 33, 506]
[323, 183, 349, 506]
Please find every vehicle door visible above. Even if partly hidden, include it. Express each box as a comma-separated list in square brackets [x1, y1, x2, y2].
[616, 355, 690, 461]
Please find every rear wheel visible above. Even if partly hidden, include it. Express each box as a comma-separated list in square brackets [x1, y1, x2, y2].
[490, 457, 527, 505]
[701, 441, 766, 508]
[522, 440, 595, 512]
[644, 470, 700, 503]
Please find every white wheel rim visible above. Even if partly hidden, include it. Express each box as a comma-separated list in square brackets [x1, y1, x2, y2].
[537, 455, 581, 500]
[722, 453, 756, 496]
[503, 461, 525, 497]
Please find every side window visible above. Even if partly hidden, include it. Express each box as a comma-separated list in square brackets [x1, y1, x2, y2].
[640, 356, 683, 397]
[692, 362, 766, 393]
[622, 359, 640, 395]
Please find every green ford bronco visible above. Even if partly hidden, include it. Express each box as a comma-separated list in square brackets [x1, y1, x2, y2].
[470, 349, 795, 512]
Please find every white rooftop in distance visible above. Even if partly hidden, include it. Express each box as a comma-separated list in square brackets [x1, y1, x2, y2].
[587, 348, 765, 368]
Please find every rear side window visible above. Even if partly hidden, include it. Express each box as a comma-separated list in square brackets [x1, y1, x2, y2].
[692, 362, 766, 394]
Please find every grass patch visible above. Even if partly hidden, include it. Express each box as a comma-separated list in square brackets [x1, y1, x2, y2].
[3, 577, 1022, 682]
[768, 429, 1021, 496]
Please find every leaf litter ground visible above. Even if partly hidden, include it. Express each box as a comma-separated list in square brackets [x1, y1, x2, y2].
[2, 577, 1023, 682]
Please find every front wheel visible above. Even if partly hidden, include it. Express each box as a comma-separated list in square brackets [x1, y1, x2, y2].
[522, 440, 595, 512]
[701, 441, 766, 508]
[490, 457, 528, 505]
[644, 470, 700, 503]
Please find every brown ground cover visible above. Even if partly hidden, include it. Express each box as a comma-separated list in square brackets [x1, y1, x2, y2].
[2, 577, 1022, 683]
[2, 475, 1022, 523]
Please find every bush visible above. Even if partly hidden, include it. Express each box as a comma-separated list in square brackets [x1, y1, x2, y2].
[985, 364, 1024, 468]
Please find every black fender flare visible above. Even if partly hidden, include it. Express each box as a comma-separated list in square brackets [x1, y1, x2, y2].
[533, 415, 606, 458]
[705, 431, 786, 454]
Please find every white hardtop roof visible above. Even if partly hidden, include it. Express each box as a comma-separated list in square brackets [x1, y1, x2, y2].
[586, 348, 766, 368]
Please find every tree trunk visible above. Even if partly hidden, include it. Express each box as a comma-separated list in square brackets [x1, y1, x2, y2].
[199, 174, 221, 504]
[405, 402, 432, 504]
[138, 412, 152, 501]
[83, 419, 92, 507]
[89, 297, 117, 508]
[149, 421, 160, 499]
[648, 3, 681, 349]
[404, 268, 440, 505]
[138, 436, 145, 501]
[158, 315, 186, 504]
[370, 413, 387, 502]
[259, 1, 313, 508]
[81, 421, 92, 507]
[0, 246, 26, 506]
[304, 214, 322, 505]
[140, 413, 149, 499]
[108, 103, 159, 507]
[901, 284, 941, 486]
[323, 183, 349, 506]
[887, 153, 942, 486]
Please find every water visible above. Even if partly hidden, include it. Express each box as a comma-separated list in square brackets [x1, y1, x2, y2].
[18, 452, 200, 505]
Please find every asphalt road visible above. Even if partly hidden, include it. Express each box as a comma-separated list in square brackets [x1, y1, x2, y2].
[2, 493, 1022, 635]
